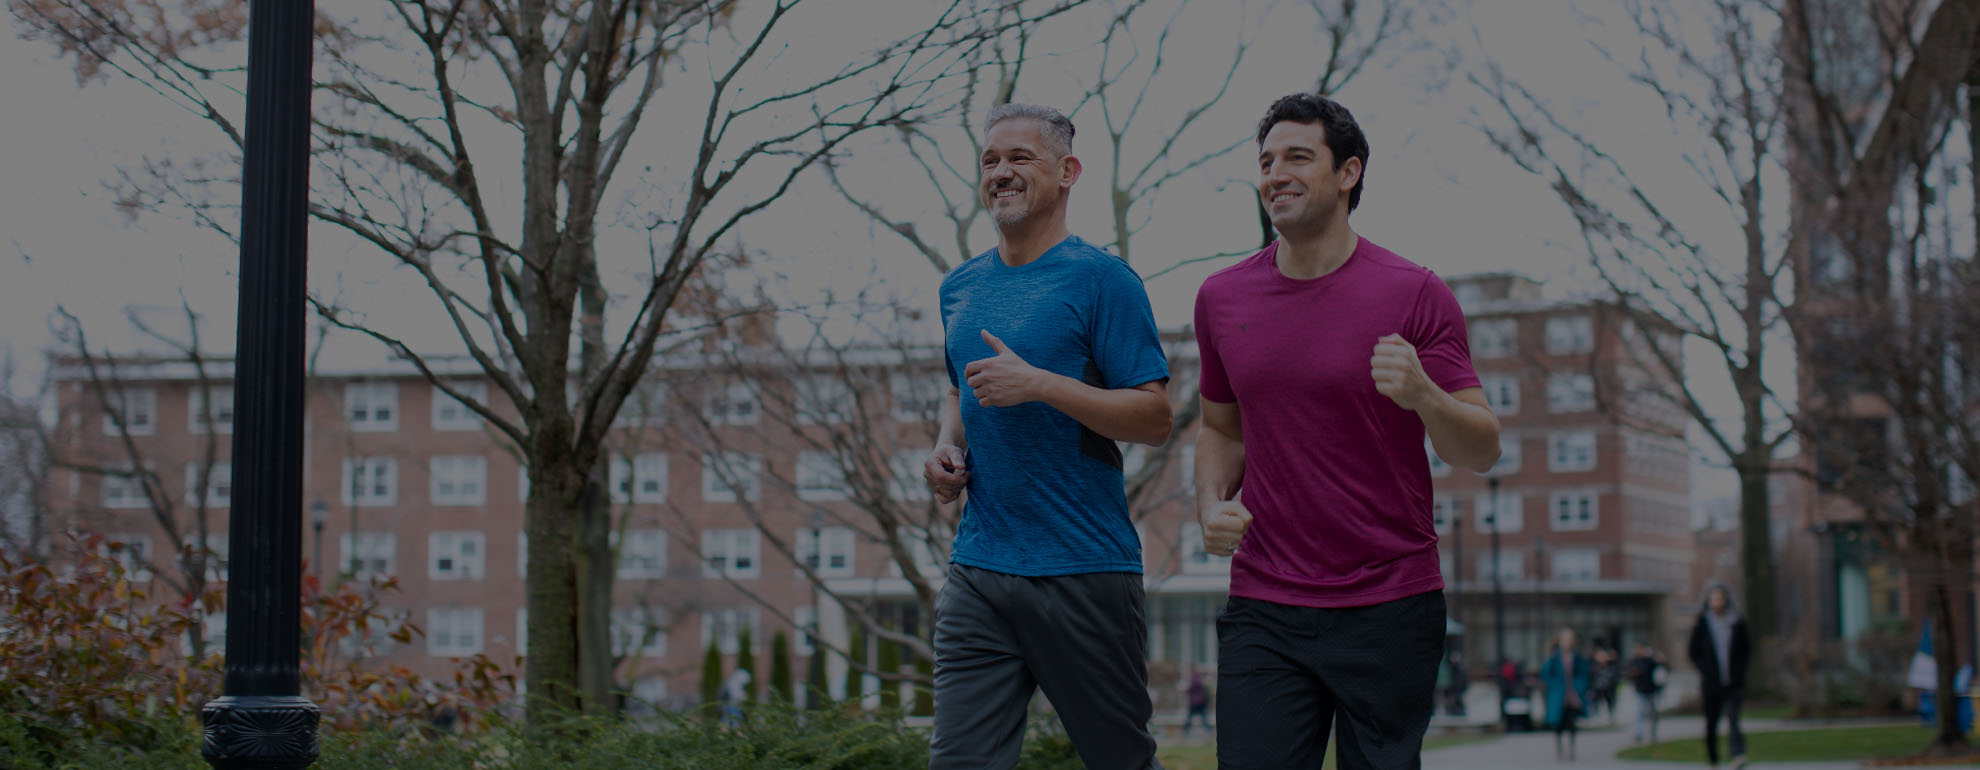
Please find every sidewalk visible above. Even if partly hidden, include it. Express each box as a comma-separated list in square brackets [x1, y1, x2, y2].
[1424, 717, 1866, 770]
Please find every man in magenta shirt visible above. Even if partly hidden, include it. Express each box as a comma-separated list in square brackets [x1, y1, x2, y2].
[1193, 93, 1502, 769]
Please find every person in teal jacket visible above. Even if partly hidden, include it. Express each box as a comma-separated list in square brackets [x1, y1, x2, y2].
[1541, 627, 1593, 762]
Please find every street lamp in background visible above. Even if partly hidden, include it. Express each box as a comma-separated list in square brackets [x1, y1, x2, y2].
[308, 500, 328, 583]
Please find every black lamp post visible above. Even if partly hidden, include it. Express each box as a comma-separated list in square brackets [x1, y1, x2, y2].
[199, 0, 318, 765]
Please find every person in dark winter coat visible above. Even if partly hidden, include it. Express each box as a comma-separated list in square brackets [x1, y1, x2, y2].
[1688, 583, 1751, 768]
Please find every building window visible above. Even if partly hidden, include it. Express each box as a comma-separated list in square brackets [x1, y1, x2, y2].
[1476, 552, 1525, 582]
[617, 529, 667, 580]
[184, 462, 232, 509]
[429, 455, 487, 506]
[1481, 375, 1521, 416]
[429, 531, 486, 580]
[1547, 373, 1597, 413]
[795, 375, 855, 425]
[106, 534, 153, 581]
[612, 380, 669, 428]
[1545, 314, 1594, 355]
[796, 451, 850, 501]
[101, 463, 152, 509]
[427, 607, 484, 657]
[611, 452, 669, 504]
[701, 607, 762, 655]
[341, 457, 398, 507]
[344, 381, 399, 432]
[892, 372, 943, 422]
[1181, 444, 1196, 491]
[432, 380, 487, 431]
[701, 528, 761, 579]
[795, 606, 819, 656]
[1552, 548, 1601, 582]
[1471, 319, 1517, 358]
[888, 449, 932, 501]
[701, 380, 758, 426]
[1548, 431, 1598, 473]
[610, 607, 669, 657]
[898, 526, 947, 576]
[101, 386, 157, 436]
[701, 453, 762, 503]
[1432, 495, 1457, 534]
[180, 533, 229, 582]
[188, 385, 234, 434]
[1550, 490, 1600, 531]
[796, 526, 856, 578]
[1178, 523, 1232, 575]
[339, 532, 396, 579]
[1474, 491, 1524, 533]
[516, 531, 527, 579]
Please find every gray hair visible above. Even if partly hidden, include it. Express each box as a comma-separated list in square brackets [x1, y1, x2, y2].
[984, 103, 1075, 157]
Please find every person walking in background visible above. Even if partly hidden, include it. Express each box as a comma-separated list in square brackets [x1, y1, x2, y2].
[1627, 643, 1668, 744]
[1541, 628, 1591, 761]
[1689, 583, 1751, 768]
[1181, 666, 1212, 737]
[1590, 645, 1620, 725]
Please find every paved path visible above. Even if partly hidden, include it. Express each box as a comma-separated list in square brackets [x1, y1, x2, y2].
[1422, 717, 1870, 770]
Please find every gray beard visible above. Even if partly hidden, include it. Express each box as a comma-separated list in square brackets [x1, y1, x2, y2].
[993, 206, 1031, 227]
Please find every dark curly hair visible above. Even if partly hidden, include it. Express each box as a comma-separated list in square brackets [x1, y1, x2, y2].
[1256, 93, 1368, 212]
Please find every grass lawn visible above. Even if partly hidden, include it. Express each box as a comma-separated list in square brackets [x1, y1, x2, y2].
[1616, 724, 1943, 763]
[1155, 731, 1493, 769]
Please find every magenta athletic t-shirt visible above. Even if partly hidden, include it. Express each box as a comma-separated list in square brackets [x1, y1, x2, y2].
[1194, 237, 1481, 608]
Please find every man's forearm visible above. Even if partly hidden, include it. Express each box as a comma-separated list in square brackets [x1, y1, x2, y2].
[1422, 391, 1500, 472]
[937, 386, 967, 450]
[1194, 423, 1245, 514]
[1036, 375, 1171, 446]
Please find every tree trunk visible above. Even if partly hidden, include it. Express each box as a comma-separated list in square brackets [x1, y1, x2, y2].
[1736, 448, 1777, 665]
[576, 467, 616, 713]
[524, 457, 584, 722]
[1931, 534, 1969, 751]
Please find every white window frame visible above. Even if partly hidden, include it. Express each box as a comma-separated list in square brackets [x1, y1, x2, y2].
[101, 386, 157, 436]
[1474, 491, 1524, 534]
[184, 461, 233, 508]
[339, 532, 396, 579]
[101, 463, 152, 509]
[701, 380, 759, 426]
[427, 607, 484, 657]
[107, 533, 153, 581]
[1549, 489, 1600, 532]
[617, 529, 668, 580]
[612, 381, 669, 428]
[429, 455, 488, 506]
[1489, 434, 1522, 476]
[1551, 548, 1601, 582]
[1178, 522, 1232, 575]
[701, 528, 761, 579]
[891, 372, 943, 422]
[180, 533, 229, 582]
[1480, 375, 1521, 416]
[1548, 431, 1599, 473]
[610, 606, 669, 658]
[1477, 552, 1526, 582]
[796, 526, 856, 578]
[796, 451, 849, 501]
[795, 375, 854, 425]
[1181, 444, 1196, 491]
[1471, 318, 1518, 358]
[429, 531, 487, 581]
[1545, 314, 1595, 355]
[344, 381, 399, 432]
[431, 380, 487, 431]
[794, 606, 818, 656]
[340, 457, 398, 507]
[888, 449, 932, 501]
[701, 452, 761, 503]
[700, 607, 763, 655]
[188, 385, 234, 434]
[1432, 495, 1457, 534]
[1547, 373, 1597, 413]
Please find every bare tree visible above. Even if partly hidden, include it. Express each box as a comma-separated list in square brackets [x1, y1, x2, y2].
[1780, 0, 1980, 751]
[1462, 0, 1796, 651]
[12, 0, 1084, 721]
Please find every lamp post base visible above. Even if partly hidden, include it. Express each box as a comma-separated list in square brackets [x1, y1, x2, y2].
[202, 695, 320, 769]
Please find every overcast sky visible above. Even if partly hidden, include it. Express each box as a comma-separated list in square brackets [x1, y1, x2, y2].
[0, 0, 1806, 505]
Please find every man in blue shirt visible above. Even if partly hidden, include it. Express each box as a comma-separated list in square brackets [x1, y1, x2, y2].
[923, 103, 1173, 770]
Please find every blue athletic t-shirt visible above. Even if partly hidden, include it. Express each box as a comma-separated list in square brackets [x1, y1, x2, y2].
[939, 235, 1170, 576]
